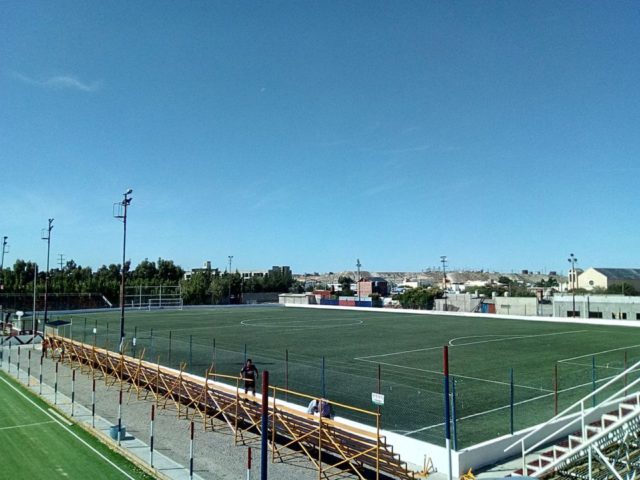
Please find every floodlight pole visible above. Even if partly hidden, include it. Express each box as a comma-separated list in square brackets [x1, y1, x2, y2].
[0, 236, 8, 293]
[568, 253, 578, 318]
[0, 236, 8, 271]
[32, 264, 38, 332]
[115, 189, 133, 354]
[228, 255, 233, 304]
[441, 256, 448, 312]
[356, 258, 361, 302]
[42, 219, 54, 328]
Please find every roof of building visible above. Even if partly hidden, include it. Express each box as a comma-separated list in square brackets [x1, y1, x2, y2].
[590, 268, 640, 280]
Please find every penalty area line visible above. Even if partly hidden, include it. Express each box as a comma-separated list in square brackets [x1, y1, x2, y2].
[355, 358, 552, 392]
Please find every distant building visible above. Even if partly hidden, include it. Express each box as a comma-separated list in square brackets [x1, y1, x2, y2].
[183, 261, 219, 280]
[357, 277, 389, 297]
[553, 294, 640, 319]
[578, 268, 640, 292]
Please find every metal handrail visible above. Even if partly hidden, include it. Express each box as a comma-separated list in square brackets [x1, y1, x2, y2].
[505, 357, 640, 454]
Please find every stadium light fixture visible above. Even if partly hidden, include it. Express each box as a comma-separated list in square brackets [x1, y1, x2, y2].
[114, 189, 133, 354]
[41, 219, 54, 329]
[568, 253, 578, 318]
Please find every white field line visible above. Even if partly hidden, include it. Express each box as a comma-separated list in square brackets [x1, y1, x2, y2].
[560, 360, 626, 371]
[0, 420, 56, 431]
[558, 343, 640, 363]
[240, 319, 364, 329]
[355, 330, 587, 391]
[448, 330, 588, 347]
[0, 375, 137, 480]
[357, 359, 552, 393]
[356, 330, 588, 361]
[403, 372, 621, 436]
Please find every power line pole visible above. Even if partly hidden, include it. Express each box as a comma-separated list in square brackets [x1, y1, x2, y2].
[58, 253, 65, 270]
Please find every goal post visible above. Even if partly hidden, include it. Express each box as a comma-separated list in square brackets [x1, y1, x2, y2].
[147, 297, 184, 311]
[125, 285, 183, 310]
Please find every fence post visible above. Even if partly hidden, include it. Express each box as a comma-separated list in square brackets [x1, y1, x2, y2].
[509, 368, 514, 435]
[212, 338, 216, 372]
[261, 371, 269, 480]
[246, 446, 252, 480]
[150, 404, 155, 468]
[284, 349, 289, 402]
[554, 363, 558, 415]
[189, 421, 195, 479]
[71, 369, 76, 416]
[133, 326, 138, 358]
[443, 346, 452, 480]
[39, 353, 43, 395]
[452, 376, 458, 450]
[92, 378, 96, 428]
[117, 387, 123, 446]
[168, 330, 172, 364]
[54, 361, 59, 404]
[321, 356, 326, 398]
[17, 346, 20, 380]
[27, 350, 31, 386]
[592, 355, 596, 407]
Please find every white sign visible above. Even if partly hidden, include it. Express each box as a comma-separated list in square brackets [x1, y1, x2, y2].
[92, 328, 97, 334]
[371, 393, 385, 406]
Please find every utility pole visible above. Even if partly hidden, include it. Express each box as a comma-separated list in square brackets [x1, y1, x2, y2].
[441, 256, 448, 312]
[42, 219, 54, 327]
[58, 253, 65, 270]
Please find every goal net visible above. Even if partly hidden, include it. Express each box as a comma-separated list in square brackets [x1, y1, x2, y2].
[147, 297, 184, 311]
[125, 285, 183, 311]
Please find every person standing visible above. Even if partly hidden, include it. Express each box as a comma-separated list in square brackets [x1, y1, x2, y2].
[240, 358, 259, 395]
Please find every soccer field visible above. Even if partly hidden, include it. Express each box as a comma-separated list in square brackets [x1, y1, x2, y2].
[60, 305, 640, 448]
[0, 370, 152, 480]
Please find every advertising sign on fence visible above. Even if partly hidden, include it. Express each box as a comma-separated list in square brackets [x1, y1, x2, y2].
[371, 392, 384, 406]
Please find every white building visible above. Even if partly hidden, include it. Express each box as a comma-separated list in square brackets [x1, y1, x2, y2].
[577, 268, 640, 292]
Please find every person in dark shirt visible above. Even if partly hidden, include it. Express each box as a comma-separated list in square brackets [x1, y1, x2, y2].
[240, 358, 259, 395]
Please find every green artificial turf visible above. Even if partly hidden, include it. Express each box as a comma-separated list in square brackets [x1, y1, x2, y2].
[0, 370, 153, 480]
[60, 306, 640, 447]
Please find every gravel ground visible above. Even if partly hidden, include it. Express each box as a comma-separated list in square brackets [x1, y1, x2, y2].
[5, 344, 333, 480]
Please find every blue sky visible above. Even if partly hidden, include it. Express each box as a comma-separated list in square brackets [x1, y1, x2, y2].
[1, 1, 639, 275]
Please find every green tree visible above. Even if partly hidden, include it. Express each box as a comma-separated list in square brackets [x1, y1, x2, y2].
[394, 287, 442, 310]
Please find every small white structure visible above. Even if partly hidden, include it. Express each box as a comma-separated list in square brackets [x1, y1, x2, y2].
[278, 293, 316, 305]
